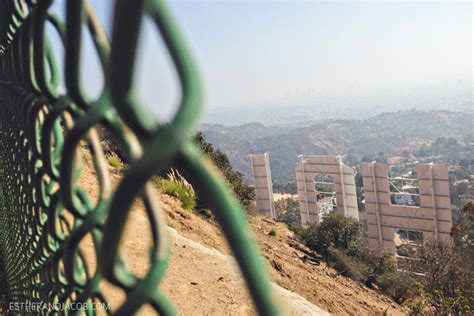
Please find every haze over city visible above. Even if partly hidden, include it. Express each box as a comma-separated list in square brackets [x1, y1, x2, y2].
[170, 1, 472, 124]
[48, 0, 472, 124]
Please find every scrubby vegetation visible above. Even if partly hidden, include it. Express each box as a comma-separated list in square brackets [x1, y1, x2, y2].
[106, 152, 123, 170]
[299, 210, 473, 315]
[404, 241, 472, 315]
[301, 212, 363, 258]
[100, 131, 255, 212]
[193, 132, 255, 208]
[274, 197, 301, 226]
[300, 213, 399, 287]
[155, 170, 196, 211]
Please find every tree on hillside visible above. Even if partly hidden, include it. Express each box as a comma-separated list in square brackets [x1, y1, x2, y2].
[192, 132, 255, 208]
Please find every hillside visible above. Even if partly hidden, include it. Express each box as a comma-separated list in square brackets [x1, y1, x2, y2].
[78, 146, 406, 315]
[165, 206, 406, 315]
[201, 110, 474, 182]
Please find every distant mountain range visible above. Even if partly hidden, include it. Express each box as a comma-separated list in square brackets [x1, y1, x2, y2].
[200, 110, 474, 183]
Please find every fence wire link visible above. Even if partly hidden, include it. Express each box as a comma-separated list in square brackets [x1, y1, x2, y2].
[0, 0, 280, 314]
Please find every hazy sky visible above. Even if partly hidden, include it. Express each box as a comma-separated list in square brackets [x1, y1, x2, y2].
[50, 1, 472, 121]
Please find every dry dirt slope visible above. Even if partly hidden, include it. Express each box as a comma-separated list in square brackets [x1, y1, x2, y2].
[77, 147, 407, 315]
[163, 202, 406, 316]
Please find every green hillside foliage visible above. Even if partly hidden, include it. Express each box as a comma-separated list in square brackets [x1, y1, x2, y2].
[202, 110, 474, 184]
[301, 210, 473, 314]
[274, 197, 301, 226]
[193, 132, 255, 208]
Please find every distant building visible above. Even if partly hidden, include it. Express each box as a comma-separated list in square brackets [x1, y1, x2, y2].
[392, 194, 413, 205]
[317, 196, 336, 221]
[387, 156, 409, 165]
[454, 179, 470, 186]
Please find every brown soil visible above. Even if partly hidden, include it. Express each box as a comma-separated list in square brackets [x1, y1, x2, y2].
[75, 146, 407, 315]
[165, 202, 406, 316]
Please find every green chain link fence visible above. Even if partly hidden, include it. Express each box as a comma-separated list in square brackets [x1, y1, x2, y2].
[0, 0, 280, 314]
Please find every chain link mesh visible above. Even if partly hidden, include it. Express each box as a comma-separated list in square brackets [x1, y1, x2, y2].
[0, 0, 279, 314]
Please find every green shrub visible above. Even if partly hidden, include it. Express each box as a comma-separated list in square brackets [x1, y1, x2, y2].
[404, 282, 471, 315]
[275, 197, 301, 226]
[301, 212, 364, 257]
[376, 271, 415, 303]
[327, 247, 371, 282]
[156, 170, 196, 211]
[410, 240, 472, 315]
[268, 229, 277, 237]
[192, 132, 255, 208]
[301, 212, 376, 283]
[300, 209, 473, 314]
[364, 252, 397, 282]
[106, 152, 122, 169]
[300, 212, 419, 305]
[404, 283, 440, 315]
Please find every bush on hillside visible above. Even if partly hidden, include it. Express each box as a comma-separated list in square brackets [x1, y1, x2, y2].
[409, 240, 472, 315]
[404, 282, 471, 316]
[376, 271, 416, 303]
[300, 212, 418, 306]
[411, 202, 474, 315]
[301, 212, 376, 283]
[300, 209, 473, 314]
[192, 132, 255, 208]
[301, 212, 364, 257]
[275, 197, 301, 226]
[328, 247, 371, 282]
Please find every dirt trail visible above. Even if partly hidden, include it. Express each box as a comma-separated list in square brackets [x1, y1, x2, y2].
[77, 147, 407, 315]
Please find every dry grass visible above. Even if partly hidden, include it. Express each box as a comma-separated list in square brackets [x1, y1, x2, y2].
[155, 169, 196, 211]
